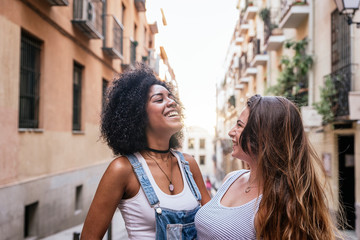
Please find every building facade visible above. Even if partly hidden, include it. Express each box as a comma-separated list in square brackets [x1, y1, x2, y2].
[182, 126, 216, 184]
[0, 0, 176, 238]
[216, 0, 360, 237]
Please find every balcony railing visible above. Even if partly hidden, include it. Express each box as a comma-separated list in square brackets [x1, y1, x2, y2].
[239, 54, 249, 77]
[130, 40, 138, 65]
[324, 64, 353, 118]
[102, 15, 123, 59]
[251, 38, 260, 61]
[264, 19, 272, 44]
[279, 0, 309, 28]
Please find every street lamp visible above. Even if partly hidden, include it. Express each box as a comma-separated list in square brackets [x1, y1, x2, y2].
[334, 0, 360, 27]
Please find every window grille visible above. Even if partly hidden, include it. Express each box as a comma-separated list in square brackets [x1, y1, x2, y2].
[19, 31, 42, 128]
[329, 10, 352, 117]
[130, 40, 137, 65]
[73, 63, 83, 131]
[102, 79, 108, 110]
[331, 9, 351, 72]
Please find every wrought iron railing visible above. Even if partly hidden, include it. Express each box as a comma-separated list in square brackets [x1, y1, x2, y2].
[280, 0, 307, 22]
[251, 38, 260, 60]
[102, 15, 123, 58]
[324, 64, 353, 118]
[264, 18, 272, 44]
[130, 40, 137, 65]
[239, 54, 248, 77]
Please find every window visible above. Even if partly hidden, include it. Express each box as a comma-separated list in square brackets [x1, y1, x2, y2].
[75, 185, 83, 212]
[102, 79, 108, 110]
[24, 201, 39, 238]
[121, 3, 126, 25]
[131, 24, 138, 65]
[331, 9, 351, 72]
[144, 27, 147, 46]
[199, 155, 205, 165]
[19, 31, 42, 128]
[73, 62, 83, 131]
[199, 138, 205, 149]
[188, 138, 195, 149]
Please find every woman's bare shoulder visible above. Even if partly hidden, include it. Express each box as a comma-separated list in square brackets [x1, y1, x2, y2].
[105, 156, 133, 179]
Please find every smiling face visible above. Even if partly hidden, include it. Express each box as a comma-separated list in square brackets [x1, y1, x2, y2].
[146, 84, 183, 136]
[228, 107, 251, 162]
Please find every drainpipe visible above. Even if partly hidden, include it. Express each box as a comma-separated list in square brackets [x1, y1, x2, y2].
[308, 0, 314, 105]
[102, 0, 107, 48]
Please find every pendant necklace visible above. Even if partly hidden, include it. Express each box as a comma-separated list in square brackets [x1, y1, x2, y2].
[245, 175, 257, 193]
[146, 151, 174, 192]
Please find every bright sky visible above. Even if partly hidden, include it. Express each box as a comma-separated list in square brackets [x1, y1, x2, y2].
[146, 0, 239, 134]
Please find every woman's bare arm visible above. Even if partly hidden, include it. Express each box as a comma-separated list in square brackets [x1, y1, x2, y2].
[80, 157, 133, 240]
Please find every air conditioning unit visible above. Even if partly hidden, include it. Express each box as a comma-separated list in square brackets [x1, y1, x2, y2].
[72, 0, 103, 39]
[349, 91, 360, 120]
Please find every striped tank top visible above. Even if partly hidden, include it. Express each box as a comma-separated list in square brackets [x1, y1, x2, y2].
[195, 169, 262, 240]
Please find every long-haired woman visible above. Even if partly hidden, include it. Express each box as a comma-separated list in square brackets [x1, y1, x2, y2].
[195, 94, 339, 239]
[81, 64, 210, 240]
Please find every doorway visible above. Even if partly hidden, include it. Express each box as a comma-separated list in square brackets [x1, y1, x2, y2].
[338, 135, 355, 229]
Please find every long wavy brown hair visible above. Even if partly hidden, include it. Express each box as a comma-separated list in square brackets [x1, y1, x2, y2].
[240, 95, 338, 240]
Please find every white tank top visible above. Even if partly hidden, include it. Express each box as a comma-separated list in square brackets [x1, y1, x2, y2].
[118, 151, 199, 240]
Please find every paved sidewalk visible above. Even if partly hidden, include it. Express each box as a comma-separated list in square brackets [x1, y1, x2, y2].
[40, 209, 128, 240]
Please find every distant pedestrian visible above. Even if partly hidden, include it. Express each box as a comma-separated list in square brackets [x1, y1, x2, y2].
[205, 176, 212, 197]
[81, 64, 210, 240]
[195, 95, 342, 239]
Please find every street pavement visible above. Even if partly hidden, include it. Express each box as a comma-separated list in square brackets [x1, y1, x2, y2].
[40, 209, 128, 240]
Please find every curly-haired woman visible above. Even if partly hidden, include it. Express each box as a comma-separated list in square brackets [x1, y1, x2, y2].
[195, 95, 340, 240]
[81, 64, 210, 240]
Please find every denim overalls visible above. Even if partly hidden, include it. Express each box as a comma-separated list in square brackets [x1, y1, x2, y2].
[126, 150, 202, 240]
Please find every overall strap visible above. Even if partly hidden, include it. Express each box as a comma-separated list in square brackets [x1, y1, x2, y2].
[125, 153, 160, 207]
[173, 150, 202, 202]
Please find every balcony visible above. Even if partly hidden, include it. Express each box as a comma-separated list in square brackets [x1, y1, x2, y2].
[147, 49, 159, 75]
[235, 37, 244, 45]
[240, 24, 250, 35]
[102, 15, 123, 59]
[279, 0, 309, 29]
[135, 0, 146, 12]
[250, 55, 269, 67]
[244, 67, 257, 77]
[265, 29, 286, 51]
[240, 77, 250, 83]
[235, 84, 245, 90]
[149, 22, 158, 34]
[72, 0, 103, 39]
[46, 0, 68, 6]
[324, 64, 353, 119]
[244, 6, 259, 21]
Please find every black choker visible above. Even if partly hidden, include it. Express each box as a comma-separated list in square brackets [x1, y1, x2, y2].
[146, 147, 170, 154]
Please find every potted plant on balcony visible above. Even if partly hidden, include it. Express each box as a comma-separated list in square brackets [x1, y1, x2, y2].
[259, 8, 270, 22]
[248, 1, 254, 6]
[313, 76, 338, 124]
[266, 39, 313, 108]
